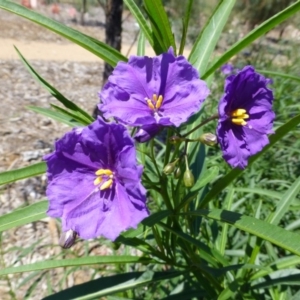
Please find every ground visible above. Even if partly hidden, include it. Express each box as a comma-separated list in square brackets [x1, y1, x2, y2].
[0, 4, 141, 299]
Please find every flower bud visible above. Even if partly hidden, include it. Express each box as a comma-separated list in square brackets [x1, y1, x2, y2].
[163, 161, 177, 175]
[174, 167, 181, 179]
[169, 136, 184, 144]
[199, 133, 218, 146]
[183, 169, 194, 188]
[59, 229, 77, 249]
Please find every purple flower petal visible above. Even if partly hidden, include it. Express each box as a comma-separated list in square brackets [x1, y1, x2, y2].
[216, 66, 275, 169]
[134, 124, 162, 143]
[220, 63, 234, 75]
[45, 118, 149, 241]
[99, 47, 210, 127]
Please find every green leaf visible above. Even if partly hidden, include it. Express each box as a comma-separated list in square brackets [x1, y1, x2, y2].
[0, 201, 48, 233]
[257, 70, 300, 83]
[200, 113, 300, 208]
[0, 162, 46, 186]
[191, 166, 219, 193]
[50, 104, 90, 126]
[179, 0, 194, 55]
[176, 166, 219, 211]
[144, 0, 176, 54]
[158, 222, 228, 267]
[123, 0, 153, 47]
[189, 0, 236, 75]
[42, 270, 184, 300]
[161, 290, 207, 300]
[202, 0, 300, 79]
[118, 210, 171, 239]
[252, 274, 300, 289]
[217, 187, 234, 255]
[250, 256, 300, 281]
[28, 106, 83, 127]
[267, 176, 300, 225]
[189, 209, 300, 256]
[234, 187, 282, 200]
[15, 47, 94, 124]
[0, 256, 154, 276]
[0, 0, 126, 66]
[137, 30, 146, 56]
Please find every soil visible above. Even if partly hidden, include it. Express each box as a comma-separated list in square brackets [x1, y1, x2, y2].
[0, 5, 143, 299]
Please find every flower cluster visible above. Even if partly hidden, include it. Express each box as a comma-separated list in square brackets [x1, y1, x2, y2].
[45, 49, 274, 244]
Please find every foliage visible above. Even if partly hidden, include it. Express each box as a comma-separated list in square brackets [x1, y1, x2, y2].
[1, 0, 300, 299]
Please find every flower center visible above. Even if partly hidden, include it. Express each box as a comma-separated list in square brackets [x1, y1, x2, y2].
[231, 108, 249, 126]
[145, 94, 163, 111]
[94, 169, 114, 190]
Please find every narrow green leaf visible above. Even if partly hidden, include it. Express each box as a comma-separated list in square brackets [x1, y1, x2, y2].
[234, 187, 282, 200]
[0, 0, 126, 66]
[252, 274, 300, 289]
[158, 222, 228, 267]
[144, 0, 176, 53]
[0, 162, 46, 186]
[250, 256, 300, 281]
[43, 271, 184, 300]
[200, 113, 300, 208]
[176, 166, 219, 211]
[179, 0, 194, 55]
[217, 187, 234, 255]
[50, 104, 90, 126]
[15, 47, 94, 124]
[268, 176, 300, 225]
[189, 209, 300, 256]
[28, 106, 83, 127]
[123, 0, 153, 47]
[161, 290, 206, 300]
[119, 210, 171, 239]
[203, 0, 300, 79]
[0, 201, 48, 233]
[191, 166, 219, 193]
[137, 30, 146, 56]
[0, 256, 154, 276]
[257, 70, 300, 83]
[189, 0, 236, 75]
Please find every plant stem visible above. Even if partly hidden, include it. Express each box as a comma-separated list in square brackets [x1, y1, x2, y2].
[182, 113, 219, 138]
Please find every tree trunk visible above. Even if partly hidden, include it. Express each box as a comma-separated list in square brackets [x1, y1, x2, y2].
[102, 0, 123, 84]
[80, 0, 87, 26]
[93, 0, 123, 118]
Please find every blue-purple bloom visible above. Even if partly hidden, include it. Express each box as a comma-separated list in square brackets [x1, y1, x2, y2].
[217, 66, 275, 169]
[220, 63, 234, 75]
[98, 47, 209, 141]
[44, 118, 148, 241]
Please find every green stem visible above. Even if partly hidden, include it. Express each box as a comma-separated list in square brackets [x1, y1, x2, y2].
[182, 114, 219, 138]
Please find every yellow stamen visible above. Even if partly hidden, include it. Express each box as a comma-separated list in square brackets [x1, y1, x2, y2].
[232, 118, 247, 126]
[231, 108, 249, 126]
[152, 94, 158, 102]
[231, 109, 247, 117]
[155, 95, 163, 109]
[100, 179, 113, 190]
[95, 169, 113, 176]
[146, 94, 164, 111]
[147, 99, 155, 110]
[93, 177, 102, 186]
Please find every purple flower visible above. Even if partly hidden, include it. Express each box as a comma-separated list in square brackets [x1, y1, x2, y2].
[44, 118, 149, 241]
[98, 47, 209, 140]
[217, 66, 275, 169]
[220, 63, 234, 75]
